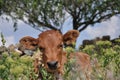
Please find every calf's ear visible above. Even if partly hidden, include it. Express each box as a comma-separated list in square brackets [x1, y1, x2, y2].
[63, 30, 80, 47]
[19, 36, 38, 51]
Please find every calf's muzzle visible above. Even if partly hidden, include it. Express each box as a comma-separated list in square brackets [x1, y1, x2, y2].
[47, 61, 58, 70]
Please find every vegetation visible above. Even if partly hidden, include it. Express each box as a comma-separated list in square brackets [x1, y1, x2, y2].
[0, 52, 38, 80]
[80, 40, 120, 80]
[0, 1, 120, 79]
[0, 33, 6, 46]
[0, 30, 120, 80]
[0, 38, 120, 80]
[0, 0, 120, 32]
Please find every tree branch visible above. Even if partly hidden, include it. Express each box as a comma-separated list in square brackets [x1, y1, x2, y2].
[28, 17, 58, 30]
[78, 24, 88, 32]
[78, 12, 120, 32]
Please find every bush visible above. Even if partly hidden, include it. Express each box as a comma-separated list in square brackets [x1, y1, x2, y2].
[0, 51, 38, 80]
[81, 40, 120, 80]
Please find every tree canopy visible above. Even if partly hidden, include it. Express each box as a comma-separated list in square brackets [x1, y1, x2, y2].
[0, 0, 120, 32]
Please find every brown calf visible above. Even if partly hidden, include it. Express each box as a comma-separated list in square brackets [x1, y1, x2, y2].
[19, 30, 91, 80]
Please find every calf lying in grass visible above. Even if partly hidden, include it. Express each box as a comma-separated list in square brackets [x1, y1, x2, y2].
[19, 30, 91, 80]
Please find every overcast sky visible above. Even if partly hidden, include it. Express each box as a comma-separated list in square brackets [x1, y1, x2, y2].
[0, 15, 120, 48]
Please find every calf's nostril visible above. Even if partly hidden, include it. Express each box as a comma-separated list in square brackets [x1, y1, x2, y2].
[47, 61, 58, 70]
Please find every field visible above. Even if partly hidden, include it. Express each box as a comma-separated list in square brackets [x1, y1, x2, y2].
[0, 39, 120, 80]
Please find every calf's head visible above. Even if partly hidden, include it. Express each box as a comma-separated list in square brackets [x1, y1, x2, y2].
[19, 30, 79, 72]
[38, 30, 63, 72]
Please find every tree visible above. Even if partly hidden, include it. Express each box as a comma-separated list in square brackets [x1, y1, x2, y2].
[0, 0, 120, 32]
[63, 0, 120, 31]
[0, 0, 64, 31]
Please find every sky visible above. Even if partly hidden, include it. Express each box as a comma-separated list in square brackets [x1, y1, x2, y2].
[0, 15, 120, 49]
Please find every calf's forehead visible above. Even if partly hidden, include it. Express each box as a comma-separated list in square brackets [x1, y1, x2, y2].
[38, 30, 63, 46]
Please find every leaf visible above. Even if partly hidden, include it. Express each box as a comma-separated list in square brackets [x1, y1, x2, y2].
[0, 32, 6, 46]
[13, 22, 18, 32]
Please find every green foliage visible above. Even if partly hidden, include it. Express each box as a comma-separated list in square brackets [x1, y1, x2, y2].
[0, 33, 6, 46]
[81, 40, 120, 80]
[115, 38, 120, 43]
[0, 51, 38, 80]
[64, 47, 75, 54]
[82, 45, 95, 55]
[114, 38, 120, 45]
[64, 47, 76, 80]
[96, 41, 112, 48]
[40, 68, 54, 80]
[1, 0, 120, 31]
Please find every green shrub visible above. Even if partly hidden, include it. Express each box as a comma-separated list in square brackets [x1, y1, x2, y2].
[81, 41, 120, 80]
[40, 68, 54, 80]
[115, 39, 120, 43]
[82, 45, 95, 55]
[96, 41, 112, 48]
[0, 51, 37, 80]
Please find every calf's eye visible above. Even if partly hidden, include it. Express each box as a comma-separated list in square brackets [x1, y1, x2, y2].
[57, 44, 63, 49]
[39, 47, 45, 52]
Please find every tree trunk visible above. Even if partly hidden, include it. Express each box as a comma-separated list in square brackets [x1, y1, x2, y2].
[73, 18, 79, 30]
